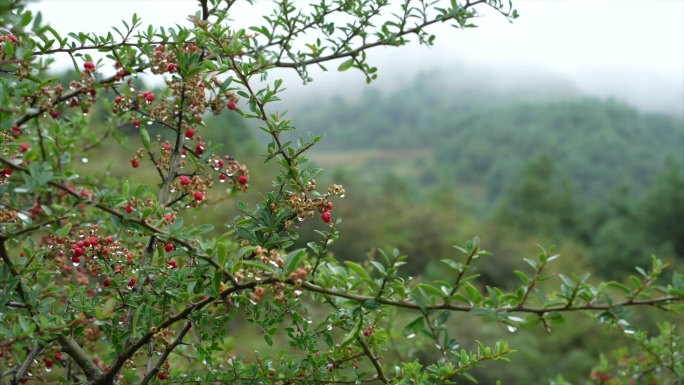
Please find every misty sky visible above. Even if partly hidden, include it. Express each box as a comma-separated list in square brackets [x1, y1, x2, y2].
[28, 0, 684, 116]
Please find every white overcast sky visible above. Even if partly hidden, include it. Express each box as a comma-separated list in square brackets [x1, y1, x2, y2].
[28, 0, 684, 115]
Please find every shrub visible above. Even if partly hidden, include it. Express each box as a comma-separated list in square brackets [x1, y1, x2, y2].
[0, 1, 682, 384]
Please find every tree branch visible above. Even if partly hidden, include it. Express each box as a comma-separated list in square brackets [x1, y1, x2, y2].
[57, 335, 104, 381]
[139, 322, 192, 385]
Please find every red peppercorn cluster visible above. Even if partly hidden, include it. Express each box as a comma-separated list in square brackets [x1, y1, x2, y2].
[251, 286, 266, 303]
[0, 124, 22, 150]
[149, 44, 180, 75]
[288, 267, 310, 288]
[1, 33, 18, 44]
[39, 226, 138, 294]
[83, 61, 96, 73]
[164, 242, 175, 252]
[0, 208, 19, 223]
[152, 328, 178, 351]
[0, 168, 13, 184]
[284, 183, 343, 224]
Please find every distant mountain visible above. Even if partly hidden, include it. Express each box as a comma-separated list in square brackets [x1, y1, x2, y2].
[291, 69, 684, 202]
[433, 99, 684, 201]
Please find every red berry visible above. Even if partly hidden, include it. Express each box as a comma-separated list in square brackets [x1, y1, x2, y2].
[237, 175, 248, 185]
[133, 119, 141, 128]
[167, 63, 176, 72]
[83, 61, 95, 72]
[103, 277, 111, 287]
[167, 259, 178, 269]
[127, 278, 136, 288]
[5, 34, 17, 43]
[71, 255, 80, 265]
[181, 148, 187, 156]
[131, 159, 139, 168]
[54, 352, 62, 361]
[185, 127, 195, 139]
[11, 125, 21, 135]
[1, 168, 11, 177]
[114, 96, 122, 103]
[327, 201, 333, 210]
[18, 142, 30, 152]
[179, 175, 191, 186]
[219, 174, 227, 182]
[43, 357, 53, 368]
[123, 204, 134, 214]
[227, 100, 237, 111]
[321, 210, 332, 223]
[194, 191, 205, 201]
[164, 243, 174, 253]
[195, 143, 205, 155]
[163, 214, 173, 221]
[363, 326, 373, 337]
[143, 91, 155, 102]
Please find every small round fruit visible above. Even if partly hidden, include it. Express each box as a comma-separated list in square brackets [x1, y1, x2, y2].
[83, 61, 95, 72]
[321, 210, 332, 223]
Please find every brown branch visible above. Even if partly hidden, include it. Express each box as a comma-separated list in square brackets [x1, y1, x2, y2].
[8, 216, 69, 238]
[31, 41, 176, 56]
[356, 336, 389, 384]
[273, 16, 447, 69]
[8, 342, 48, 385]
[300, 281, 683, 315]
[56, 335, 104, 381]
[449, 245, 479, 296]
[229, 56, 308, 194]
[0, 235, 34, 317]
[139, 322, 192, 385]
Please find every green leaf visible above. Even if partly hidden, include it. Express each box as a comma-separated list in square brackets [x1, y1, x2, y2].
[337, 59, 354, 72]
[345, 261, 372, 282]
[284, 248, 306, 272]
[56, 223, 72, 238]
[140, 126, 151, 149]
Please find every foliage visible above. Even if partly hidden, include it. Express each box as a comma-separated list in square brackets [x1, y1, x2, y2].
[294, 84, 684, 203]
[0, 1, 682, 385]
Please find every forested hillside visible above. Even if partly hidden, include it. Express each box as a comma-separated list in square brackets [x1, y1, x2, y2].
[294, 70, 684, 203]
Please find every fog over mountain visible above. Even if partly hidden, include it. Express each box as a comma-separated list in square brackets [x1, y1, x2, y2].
[277, 62, 683, 120]
[32, 0, 684, 119]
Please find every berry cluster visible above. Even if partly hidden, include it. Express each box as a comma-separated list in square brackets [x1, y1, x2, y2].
[40, 225, 139, 296]
[285, 183, 344, 224]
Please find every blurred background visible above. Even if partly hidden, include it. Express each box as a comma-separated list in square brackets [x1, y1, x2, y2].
[29, 0, 684, 383]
